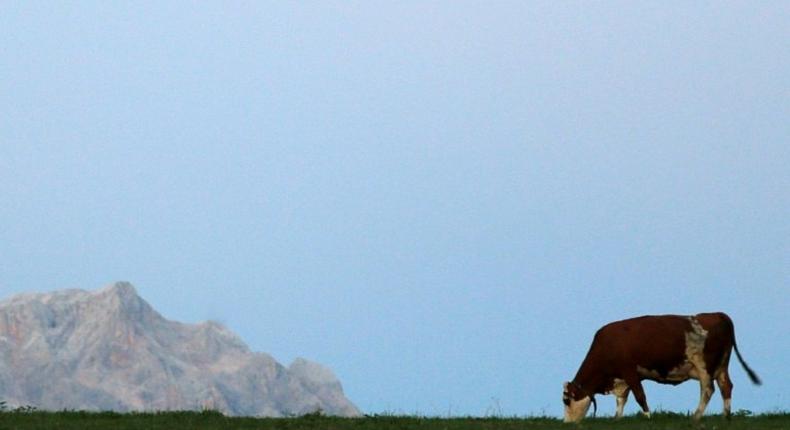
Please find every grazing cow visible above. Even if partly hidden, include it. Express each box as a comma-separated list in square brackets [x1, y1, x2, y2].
[562, 312, 761, 422]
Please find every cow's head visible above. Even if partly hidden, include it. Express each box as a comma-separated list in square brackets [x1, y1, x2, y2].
[562, 381, 593, 423]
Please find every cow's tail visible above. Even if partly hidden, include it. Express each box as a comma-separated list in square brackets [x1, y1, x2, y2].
[733, 340, 762, 385]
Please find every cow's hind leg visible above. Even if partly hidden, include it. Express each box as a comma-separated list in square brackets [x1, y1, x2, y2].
[716, 370, 733, 419]
[692, 371, 715, 421]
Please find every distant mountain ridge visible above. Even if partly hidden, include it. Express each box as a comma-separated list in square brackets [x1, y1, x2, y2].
[0, 282, 360, 416]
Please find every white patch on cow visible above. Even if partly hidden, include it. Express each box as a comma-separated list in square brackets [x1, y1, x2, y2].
[686, 316, 714, 420]
[686, 317, 708, 364]
[605, 378, 629, 396]
[636, 366, 659, 379]
[637, 362, 696, 383]
[563, 396, 592, 423]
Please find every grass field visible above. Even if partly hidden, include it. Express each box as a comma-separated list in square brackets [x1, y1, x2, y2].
[0, 411, 788, 430]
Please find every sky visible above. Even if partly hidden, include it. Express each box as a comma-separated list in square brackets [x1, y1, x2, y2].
[1, 1, 788, 417]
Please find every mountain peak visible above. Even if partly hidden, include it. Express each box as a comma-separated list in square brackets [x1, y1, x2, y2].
[94, 281, 156, 322]
[102, 281, 138, 297]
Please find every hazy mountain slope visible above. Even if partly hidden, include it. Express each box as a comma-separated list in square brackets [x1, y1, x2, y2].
[0, 282, 360, 417]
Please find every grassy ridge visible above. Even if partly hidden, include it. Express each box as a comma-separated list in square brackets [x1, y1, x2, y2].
[0, 411, 788, 430]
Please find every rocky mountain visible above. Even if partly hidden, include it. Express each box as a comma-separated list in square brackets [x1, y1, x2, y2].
[0, 282, 360, 417]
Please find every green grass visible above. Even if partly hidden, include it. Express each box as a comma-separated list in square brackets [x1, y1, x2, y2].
[0, 411, 788, 430]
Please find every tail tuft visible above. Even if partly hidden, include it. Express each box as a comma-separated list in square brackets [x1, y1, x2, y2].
[733, 343, 761, 385]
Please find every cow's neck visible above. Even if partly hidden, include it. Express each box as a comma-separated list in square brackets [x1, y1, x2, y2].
[573, 361, 607, 396]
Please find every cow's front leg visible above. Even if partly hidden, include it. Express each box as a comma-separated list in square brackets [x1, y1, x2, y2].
[624, 375, 650, 418]
[615, 393, 629, 418]
[611, 379, 630, 419]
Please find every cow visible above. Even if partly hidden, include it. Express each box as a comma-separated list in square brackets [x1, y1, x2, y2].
[562, 312, 761, 422]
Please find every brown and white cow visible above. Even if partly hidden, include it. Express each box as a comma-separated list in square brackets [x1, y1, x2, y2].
[562, 312, 761, 422]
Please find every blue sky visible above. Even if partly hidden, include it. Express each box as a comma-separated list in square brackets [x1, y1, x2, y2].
[1, 1, 787, 417]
